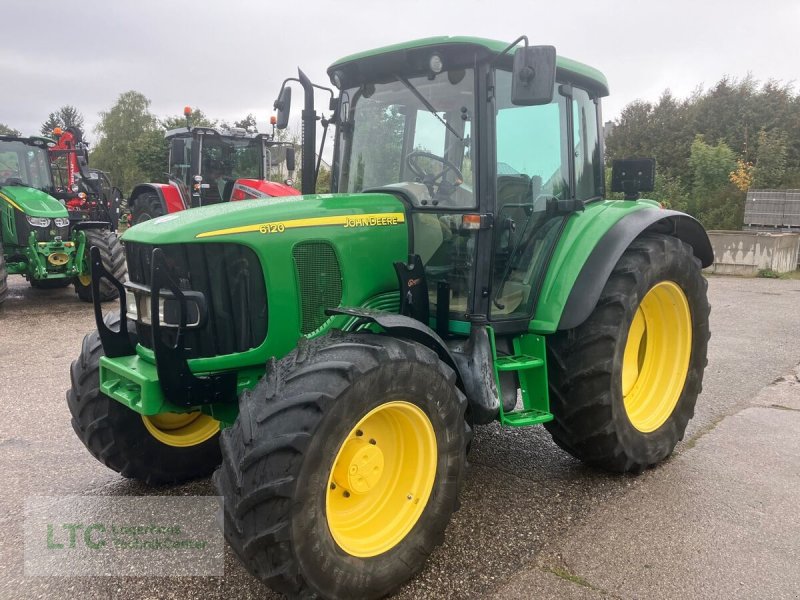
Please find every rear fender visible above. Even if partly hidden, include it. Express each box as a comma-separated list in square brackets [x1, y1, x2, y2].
[130, 183, 186, 214]
[531, 203, 712, 333]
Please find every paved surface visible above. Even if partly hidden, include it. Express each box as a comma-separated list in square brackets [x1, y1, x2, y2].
[0, 275, 798, 599]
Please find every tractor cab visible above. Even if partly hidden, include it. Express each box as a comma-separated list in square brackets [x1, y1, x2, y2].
[128, 114, 300, 225]
[277, 37, 609, 333]
[0, 135, 57, 195]
[166, 123, 297, 206]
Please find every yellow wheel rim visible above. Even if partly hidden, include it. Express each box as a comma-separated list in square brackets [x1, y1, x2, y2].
[326, 401, 437, 558]
[78, 274, 91, 286]
[622, 281, 692, 433]
[141, 412, 220, 447]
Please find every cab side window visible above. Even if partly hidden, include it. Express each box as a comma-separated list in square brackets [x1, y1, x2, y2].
[572, 88, 603, 200]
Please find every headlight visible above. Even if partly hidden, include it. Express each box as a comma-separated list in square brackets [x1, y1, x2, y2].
[26, 216, 51, 227]
[125, 289, 138, 321]
[125, 287, 203, 328]
[54, 217, 70, 227]
[70, 184, 80, 193]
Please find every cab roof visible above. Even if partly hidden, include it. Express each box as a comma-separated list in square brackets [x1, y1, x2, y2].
[329, 36, 609, 97]
[0, 135, 52, 147]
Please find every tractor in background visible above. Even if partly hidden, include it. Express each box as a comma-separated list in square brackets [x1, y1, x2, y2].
[0, 134, 125, 305]
[128, 107, 300, 225]
[68, 36, 711, 599]
[48, 126, 123, 229]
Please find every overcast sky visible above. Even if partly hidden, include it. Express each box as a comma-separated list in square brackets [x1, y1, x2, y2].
[2, 0, 798, 143]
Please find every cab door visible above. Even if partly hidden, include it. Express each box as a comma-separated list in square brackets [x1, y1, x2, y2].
[489, 72, 603, 329]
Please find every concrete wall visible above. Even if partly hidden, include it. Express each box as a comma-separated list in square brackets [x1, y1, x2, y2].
[706, 231, 800, 275]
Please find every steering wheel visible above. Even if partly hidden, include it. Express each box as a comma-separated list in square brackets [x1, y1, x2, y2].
[406, 151, 464, 198]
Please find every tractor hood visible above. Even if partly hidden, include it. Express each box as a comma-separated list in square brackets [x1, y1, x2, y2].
[122, 192, 408, 245]
[0, 185, 68, 218]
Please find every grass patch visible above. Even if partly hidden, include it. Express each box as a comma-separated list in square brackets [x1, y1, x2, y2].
[757, 268, 781, 278]
[547, 566, 593, 589]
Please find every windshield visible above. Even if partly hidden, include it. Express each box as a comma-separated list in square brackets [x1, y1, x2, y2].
[0, 141, 54, 192]
[336, 68, 476, 208]
[202, 137, 263, 181]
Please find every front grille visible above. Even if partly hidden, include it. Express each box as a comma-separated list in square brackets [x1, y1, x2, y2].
[293, 241, 343, 334]
[126, 241, 267, 358]
[14, 211, 69, 244]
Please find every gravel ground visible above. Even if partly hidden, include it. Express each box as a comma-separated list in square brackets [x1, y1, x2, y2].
[0, 274, 798, 599]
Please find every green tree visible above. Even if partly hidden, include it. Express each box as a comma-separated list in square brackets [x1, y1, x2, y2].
[752, 128, 788, 188]
[234, 114, 257, 130]
[687, 136, 742, 229]
[0, 123, 20, 136]
[162, 108, 216, 131]
[605, 75, 800, 203]
[688, 136, 736, 198]
[91, 91, 159, 195]
[316, 166, 331, 193]
[40, 105, 85, 135]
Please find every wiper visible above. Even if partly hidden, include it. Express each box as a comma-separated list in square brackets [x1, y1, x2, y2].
[396, 75, 463, 141]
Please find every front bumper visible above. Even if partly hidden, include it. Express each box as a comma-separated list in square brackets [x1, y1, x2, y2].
[98, 352, 247, 425]
[90, 245, 239, 419]
[8, 231, 83, 279]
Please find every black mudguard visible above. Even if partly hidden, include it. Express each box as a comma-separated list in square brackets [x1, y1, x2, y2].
[559, 209, 712, 330]
[327, 307, 501, 425]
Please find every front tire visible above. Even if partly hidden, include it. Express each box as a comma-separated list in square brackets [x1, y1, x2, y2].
[67, 312, 222, 485]
[546, 233, 710, 473]
[131, 192, 164, 225]
[215, 332, 467, 600]
[74, 228, 127, 302]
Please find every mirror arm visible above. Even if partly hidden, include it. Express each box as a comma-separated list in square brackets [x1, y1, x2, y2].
[490, 35, 529, 67]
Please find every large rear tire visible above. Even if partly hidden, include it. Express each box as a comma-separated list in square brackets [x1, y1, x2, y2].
[67, 311, 222, 485]
[545, 233, 710, 473]
[131, 192, 164, 225]
[74, 229, 126, 302]
[0, 243, 7, 308]
[214, 332, 467, 600]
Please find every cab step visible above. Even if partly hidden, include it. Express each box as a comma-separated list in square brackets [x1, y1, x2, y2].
[500, 407, 553, 427]
[495, 354, 544, 371]
[489, 331, 553, 428]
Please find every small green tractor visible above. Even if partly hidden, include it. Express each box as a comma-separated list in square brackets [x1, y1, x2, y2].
[68, 36, 711, 599]
[0, 134, 126, 307]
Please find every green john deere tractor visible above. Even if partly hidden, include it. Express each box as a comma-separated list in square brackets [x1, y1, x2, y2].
[0, 135, 126, 306]
[68, 36, 711, 599]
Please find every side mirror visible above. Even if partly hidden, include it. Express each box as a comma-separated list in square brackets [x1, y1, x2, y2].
[274, 87, 292, 130]
[170, 138, 186, 165]
[285, 147, 296, 172]
[511, 45, 556, 106]
[611, 158, 656, 200]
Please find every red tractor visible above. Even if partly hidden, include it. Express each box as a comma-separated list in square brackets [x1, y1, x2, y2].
[128, 108, 299, 225]
[48, 126, 123, 229]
